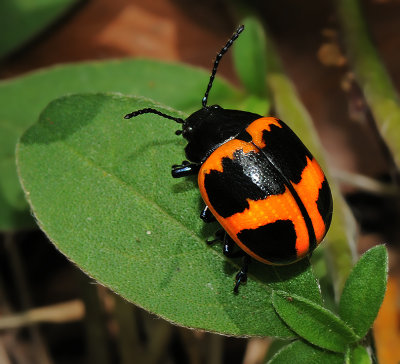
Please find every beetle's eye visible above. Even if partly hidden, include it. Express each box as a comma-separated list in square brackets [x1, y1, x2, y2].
[182, 126, 193, 138]
[211, 104, 222, 109]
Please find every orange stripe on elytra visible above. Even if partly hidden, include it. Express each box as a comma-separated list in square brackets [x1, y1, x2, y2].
[292, 157, 327, 243]
[245, 117, 282, 149]
[199, 139, 258, 174]
[199, 181, 310, 263]
[225, 188, 310, 261]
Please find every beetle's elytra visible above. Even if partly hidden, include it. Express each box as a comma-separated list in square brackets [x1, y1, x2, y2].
[125, 25, 333, 293]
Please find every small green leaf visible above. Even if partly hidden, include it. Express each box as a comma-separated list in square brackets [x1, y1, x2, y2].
[17, 93, 322, 337]
[264, 339, 292, 362]
[267, 340, 344, 364]
[233, 17, 268, 98]
[0, 0, 80, 58]
[272, 291, 359, 353]
[349, 346, 371, 364]
[339, 245, 388, 338]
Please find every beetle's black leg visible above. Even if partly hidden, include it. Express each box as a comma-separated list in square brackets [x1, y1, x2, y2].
[171, 162, 200, 178]
[223, 234, 236, 257]
[223, 234, 245, 258]
[200, 205, 216, 223]
[208, 231, 244, 257]
[206, 231, 249, 292]
[234, 255, 250, 293]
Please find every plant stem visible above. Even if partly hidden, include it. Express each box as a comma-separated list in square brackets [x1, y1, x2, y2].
[113, 295, 144, 364]
[0, 300, 84, 329]
[4, 232, 53, 364]
[208, 334, 223, 364]
[78, 274, 111, 364]
[337, 0, 400, 170]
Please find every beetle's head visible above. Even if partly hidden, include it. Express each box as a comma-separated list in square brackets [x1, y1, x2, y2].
[181, 105, 259, 163]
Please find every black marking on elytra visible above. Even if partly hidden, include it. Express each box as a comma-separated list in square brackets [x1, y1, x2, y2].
[237, 220, 298, 264]
[293, 186, 317, 252]
[254, 120, 317, 251]
[204, 149, 286, 218]
[236, 129, 252, 143]
[317, 178, 333, 232]
[260, 120, 313, 184]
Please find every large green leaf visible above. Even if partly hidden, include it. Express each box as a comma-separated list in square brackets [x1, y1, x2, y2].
[0, 59, 248, 231]
[339, 245, 388, 338]
[17, 93, 323, 337]
[0, 0, 79, 59]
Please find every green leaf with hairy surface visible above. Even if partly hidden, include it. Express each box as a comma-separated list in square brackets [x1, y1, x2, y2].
[272, 291, 359, 353]
[17, 93, 322, 336]
[0, 0, 79, 58]
[339, 245, 388, 338]
[264, 339, 292, 362]
[1, 59, 264, 231]
[267, 340, 344, 364]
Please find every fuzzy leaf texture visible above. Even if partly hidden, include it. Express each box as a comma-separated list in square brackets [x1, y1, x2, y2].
[267, 340, 343, 364]
[339, 245, 388, 338]
[16, 93, 323, 337]
[272, 291, 359, 353]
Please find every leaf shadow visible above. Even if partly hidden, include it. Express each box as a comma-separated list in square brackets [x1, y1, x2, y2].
[218, 247, 311, 286]
[19, 95, 104, 145]
[125, 138, 183, 163]
[248, 257, 311, 286]
[217, 256, 312, 333]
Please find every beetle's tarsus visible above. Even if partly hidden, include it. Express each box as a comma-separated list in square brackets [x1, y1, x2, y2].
[233, 256, 250, 293]
[171, 163, 200, 178]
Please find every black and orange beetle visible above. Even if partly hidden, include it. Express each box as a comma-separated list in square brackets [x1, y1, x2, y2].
[125, 25, 333, 292]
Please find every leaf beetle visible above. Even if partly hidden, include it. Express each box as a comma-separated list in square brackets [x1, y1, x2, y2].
[125, 25, 333, 293]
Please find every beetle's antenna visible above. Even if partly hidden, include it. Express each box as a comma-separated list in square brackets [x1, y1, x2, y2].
[202, 25, 244, 108]
[124, 108, 185, 124]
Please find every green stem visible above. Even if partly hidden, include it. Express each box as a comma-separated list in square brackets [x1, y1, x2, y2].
[337, 0, 400, 169]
